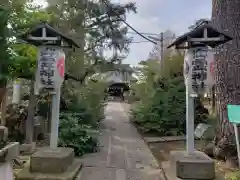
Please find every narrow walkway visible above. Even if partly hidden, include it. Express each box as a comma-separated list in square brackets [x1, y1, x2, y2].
[79, 102, 162, 180]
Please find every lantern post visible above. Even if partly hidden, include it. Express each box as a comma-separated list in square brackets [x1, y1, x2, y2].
[19, 23, 79, 149]
[16, 23, 82, 180]
[166, 21, 232, 180]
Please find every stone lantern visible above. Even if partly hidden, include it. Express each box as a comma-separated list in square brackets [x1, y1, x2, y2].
[164, 21, 232, 180]
[16, 23, 81, 180]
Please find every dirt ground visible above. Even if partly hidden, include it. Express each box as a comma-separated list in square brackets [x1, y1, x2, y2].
[148, 140, 238, 180]
[121, 103, 238, 179]
[148, 140, 202, 164]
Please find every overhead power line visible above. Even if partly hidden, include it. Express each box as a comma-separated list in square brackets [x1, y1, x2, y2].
[127, 32, 160, 36]
[130, 41, 153, 44]
[102, 0, 157, 45]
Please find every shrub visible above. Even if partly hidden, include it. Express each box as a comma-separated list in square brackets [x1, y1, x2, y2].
[78, 81, 107, 124]
[130, 57, 208, 136]
[5, 104, 27, 143]
[58, 113, 100, 156]
[131, 76, 208, 136]
[226, 172, 240, 180]
[58, 81, 106, 156]
[63, 81, 107, 127]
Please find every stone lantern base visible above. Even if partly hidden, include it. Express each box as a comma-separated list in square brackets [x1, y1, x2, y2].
[16, 147, 82, 180]
[162, 150, 215, 180]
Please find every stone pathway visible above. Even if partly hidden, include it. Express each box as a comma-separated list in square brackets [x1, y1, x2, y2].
[78, 102, 162, 180]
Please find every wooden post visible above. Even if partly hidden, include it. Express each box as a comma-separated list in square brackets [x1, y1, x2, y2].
[25, 80, 36, 144]
[233, 123, 240, 168]
[0, 89, 7, 125]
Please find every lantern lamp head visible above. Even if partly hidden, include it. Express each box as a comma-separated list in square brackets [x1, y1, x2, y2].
[18, 23, 80, 48]
[167, 21, 232, 49]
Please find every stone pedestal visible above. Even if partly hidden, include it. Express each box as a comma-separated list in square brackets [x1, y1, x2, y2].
[30, 147, 74, 173]
[0, 142, 19, 180]
[163, 150, 215, 180]
[16, 147, 82, 180]
[0, 126, 8, 141]
[20, 143, 36, 155]
[0, 142, 20, 162]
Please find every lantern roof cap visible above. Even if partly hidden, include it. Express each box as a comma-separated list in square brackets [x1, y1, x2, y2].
[167, 21, 232, 49]
[19, 22, 80, 48]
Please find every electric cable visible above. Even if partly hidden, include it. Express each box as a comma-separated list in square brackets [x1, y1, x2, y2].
[102, 0, 157, 45]
[129, 41, 152, 43]
[66, 1, 157, 82]
[127, 32, 160, 36]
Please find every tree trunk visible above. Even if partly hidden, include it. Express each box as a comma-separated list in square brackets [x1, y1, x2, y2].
[0, 81, 7, 125]
[0, 80, 7, 105]
[0, 88, 7, 125]
[212, 0, 240, 161]
[25, 80, 37, 144]
[0, 8, 8, 106]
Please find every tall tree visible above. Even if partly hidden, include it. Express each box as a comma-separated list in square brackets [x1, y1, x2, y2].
[0, 0, 46, 105]
[212, 0, 240, 159]
[0, 6, 10, 105]
[1, 2, 53, 141]
[46, 0, 136, 84]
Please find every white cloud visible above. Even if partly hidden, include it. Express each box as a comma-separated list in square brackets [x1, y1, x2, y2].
[119, 0, 212, 65]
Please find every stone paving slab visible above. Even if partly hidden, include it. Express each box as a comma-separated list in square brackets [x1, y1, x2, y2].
[143, 136, 186, 143]
[16, 159, 82, 180]
[78, 102, 162, 180]
[143, 136, 200, 143]
[79, 167, 162, 180]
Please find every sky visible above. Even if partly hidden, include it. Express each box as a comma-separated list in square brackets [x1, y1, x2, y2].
[117, 0, 212, 65]
[36, 0, 212, 65]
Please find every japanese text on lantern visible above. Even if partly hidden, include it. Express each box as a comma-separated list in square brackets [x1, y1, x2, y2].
[39, 48, 56, 89]
[191, 47, 208, 93]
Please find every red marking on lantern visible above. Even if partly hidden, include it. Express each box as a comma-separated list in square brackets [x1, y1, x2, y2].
[210, 61, 214, 78]
[56, 57, 65, 78]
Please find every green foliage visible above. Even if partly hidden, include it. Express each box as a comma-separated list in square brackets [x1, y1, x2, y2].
[46, 0, 137, 83]
[131, 76, 186, 135]
[58, 81, 107, 155]
[58, 113, 100, 156]
[79, 81, 107, 123]
[9, 44, 37, 79]
[63, 81, 107, 127]
[226, 172, 240, 180]
[5, 104, 28, 144]
[0, 7, 11, 81]
[9, 4, 52, 79]
[130, 54, 208, 136]
[0, 0, 137, 157]
[0, 2, 52, 81]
